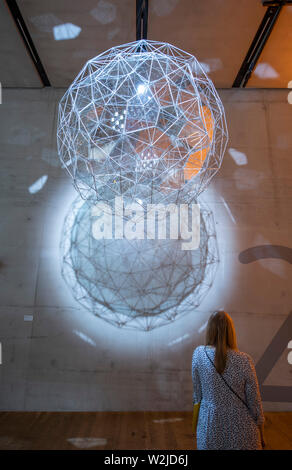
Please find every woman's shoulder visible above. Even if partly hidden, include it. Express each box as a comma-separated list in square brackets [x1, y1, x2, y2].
[192, 344, 206, 359]
[192, 346, 255, 362]
[192, 344, 215, 355]
[237, 350, 255, 364]
[230, 349, 255, 364]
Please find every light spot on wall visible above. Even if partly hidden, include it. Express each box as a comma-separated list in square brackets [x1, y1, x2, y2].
[228, 148, 248, 166]
[73, 330, 96, 347]
[198, 320, 208, 334]
[107, 27, 120, 40]
[234, 169, 264, 190]
[199, 58, 222, 73]
[220, 197, 236, 224]
[253, 63, 279, 79]
[42, 148, 60, 167]
[199, 62, 211, 73]
[151, 0, 179, 17]
[90, 1, 117, 24]
[53, 23, 81, 41]
[28, 175, 48, 194]
[30, 14, 62, 33]
[168, 333, 190, 346]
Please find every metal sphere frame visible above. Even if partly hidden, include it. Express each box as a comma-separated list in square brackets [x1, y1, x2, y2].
[57, 39, 228, 206]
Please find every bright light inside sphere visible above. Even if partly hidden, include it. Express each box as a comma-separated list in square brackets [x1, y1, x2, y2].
[137, 84, 147, 95]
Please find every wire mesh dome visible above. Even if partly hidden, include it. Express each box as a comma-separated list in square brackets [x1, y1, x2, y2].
[60, 197, 219, 331]
[57, 40, 228, 205]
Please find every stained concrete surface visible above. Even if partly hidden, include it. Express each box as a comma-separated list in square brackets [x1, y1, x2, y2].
[0, 88, 291, 411]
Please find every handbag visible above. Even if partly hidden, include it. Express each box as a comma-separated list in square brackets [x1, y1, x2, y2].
[192, 402, 200, 434]
[204, 346, 257, 424]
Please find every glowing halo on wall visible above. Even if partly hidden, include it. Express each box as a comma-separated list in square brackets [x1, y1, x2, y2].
[60, 196, 219, 331]
[57, 40, 228, 205]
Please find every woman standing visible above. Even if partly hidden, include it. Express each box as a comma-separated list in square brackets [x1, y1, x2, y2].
[191, 310, 265, 450]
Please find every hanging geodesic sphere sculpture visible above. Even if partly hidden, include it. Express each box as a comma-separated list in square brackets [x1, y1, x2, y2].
[57, 40, 228, 205]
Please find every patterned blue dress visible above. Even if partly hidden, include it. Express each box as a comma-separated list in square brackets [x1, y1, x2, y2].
[192, 345, 265, 450]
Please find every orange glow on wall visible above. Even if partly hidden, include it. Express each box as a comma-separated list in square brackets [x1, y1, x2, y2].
[183, 105, 214, 180]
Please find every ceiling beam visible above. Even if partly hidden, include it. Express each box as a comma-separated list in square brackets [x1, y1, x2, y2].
[136, 0, 149, 41]
[232, 5, 282, 88]
[5, 0, 51, 87]
[262, 1, 292, 5]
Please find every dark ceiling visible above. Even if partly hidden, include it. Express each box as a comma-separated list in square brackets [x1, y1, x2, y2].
[1, 0, 292, 88]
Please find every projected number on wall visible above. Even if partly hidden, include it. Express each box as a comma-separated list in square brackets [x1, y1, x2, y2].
[239, 245, 292, 402]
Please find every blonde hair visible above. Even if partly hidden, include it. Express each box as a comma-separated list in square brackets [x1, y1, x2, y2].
[205, 310, 238, 374]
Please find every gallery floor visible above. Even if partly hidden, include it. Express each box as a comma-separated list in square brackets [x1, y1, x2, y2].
[0, 411, 290, 450]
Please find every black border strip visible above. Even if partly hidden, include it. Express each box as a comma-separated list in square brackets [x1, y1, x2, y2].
[5, 0, 51, 87]
[232, 5, 282, 87]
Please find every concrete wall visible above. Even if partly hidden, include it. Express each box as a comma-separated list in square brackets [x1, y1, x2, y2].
[0, 88, 291, 411]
